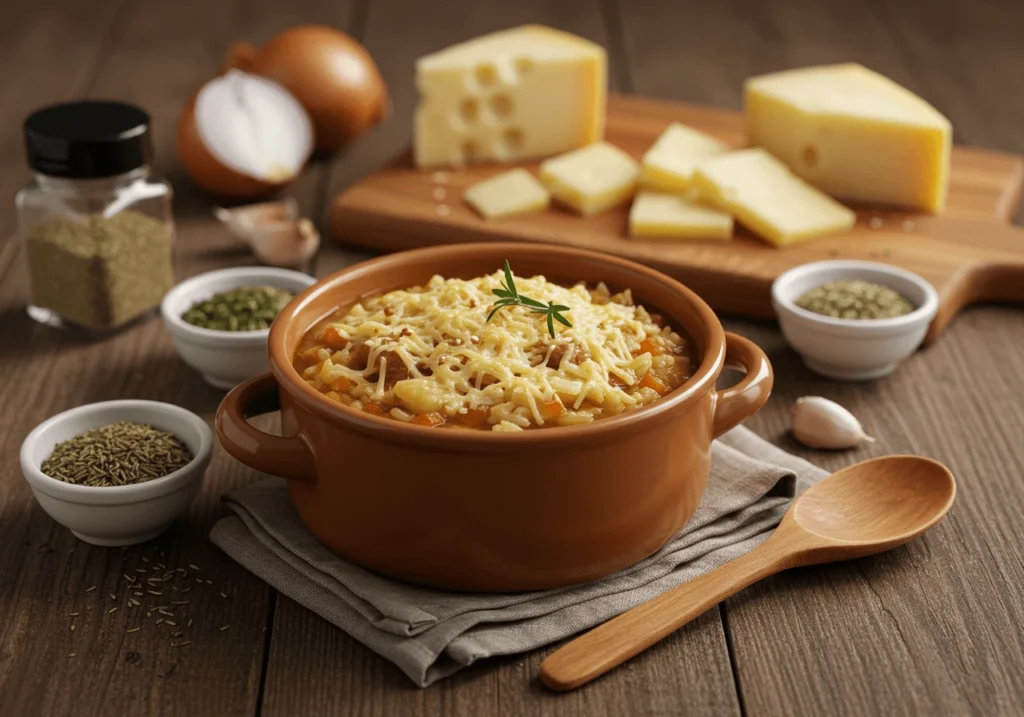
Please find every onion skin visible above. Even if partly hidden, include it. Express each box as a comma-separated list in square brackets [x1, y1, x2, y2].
[231, 26, 389, 152]
[177, 91, 291, 200]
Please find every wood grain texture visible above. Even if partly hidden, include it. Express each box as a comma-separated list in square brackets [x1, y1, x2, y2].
[331, 94, 1024, 346]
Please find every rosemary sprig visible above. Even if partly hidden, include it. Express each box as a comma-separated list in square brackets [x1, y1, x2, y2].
[487, 260, 572, 338]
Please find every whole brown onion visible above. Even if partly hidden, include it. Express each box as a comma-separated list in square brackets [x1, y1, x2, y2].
[229, 26, 389, 153]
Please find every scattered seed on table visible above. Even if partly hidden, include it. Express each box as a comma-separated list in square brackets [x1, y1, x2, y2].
[171, 600, 189, 605]
[127, 627, 141, 634]
[70, 625, 76, 632]
[123, 574, 134, 582]
[170, 641, 191, 648]
[85, 586, 96, 593]
[68, 612, 80, 617]
[108, 607, 118, 614]
[219, 592, 227, 598]
[156, 619, 164, 625]
[165, 620, 177, 626]
[134, 592, 144, 597]
[196, 578, 203, 584]
[189, 564, 200, 571]
[172, 631, 184, 638]
[181, 587, 191, 594]
[136, 568, 147, 573]
[142, 557, 149, 563]
[110, 594, 117, 600]
[158, 609, 173, 617]
[187, 619, 193, 627]
[219, 625, 230, 632]
[68, 653, 76, 657]
[147, 590, 162, 596]
[206, 580, 213, 585]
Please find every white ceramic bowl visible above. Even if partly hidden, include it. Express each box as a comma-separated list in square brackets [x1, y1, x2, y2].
[162, 266, 316, 389]
[20, 400, 213, 546]
[772, 260, 939, 380]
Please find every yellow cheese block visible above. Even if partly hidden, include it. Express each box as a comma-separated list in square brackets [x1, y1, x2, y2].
[692, 148, 855, 247]
[745, 63, 951, 212]
[540, 142, 640, 216]
[628, 191, 732, 240]
[414, 26, 606, 168]
[640, 123, 730, 193]
[463, 169, 551, 219]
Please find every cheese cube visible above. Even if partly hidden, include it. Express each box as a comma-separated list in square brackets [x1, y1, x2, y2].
[692, 149, 855, 246]
[640, 123, 730, 193]
[539, 142, 640, 216]
[629, 191, 733, 240]
[414, 26, 606, 168]
[463, 169, 550, 219]
[745, 63, 951, 212]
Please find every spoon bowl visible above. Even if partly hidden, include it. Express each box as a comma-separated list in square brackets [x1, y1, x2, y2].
[539, 454, 957, 691]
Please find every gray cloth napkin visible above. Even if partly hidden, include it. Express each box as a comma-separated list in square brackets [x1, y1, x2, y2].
[211, 426, 826, 687]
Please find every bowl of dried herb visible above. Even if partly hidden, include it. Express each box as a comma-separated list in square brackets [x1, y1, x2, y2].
[20, 400, 213, 546]
[161, 266, 316, 390]
[772, 260, 939, 380]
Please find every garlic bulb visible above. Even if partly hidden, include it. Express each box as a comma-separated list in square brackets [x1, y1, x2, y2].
[791, 396, 874, 450]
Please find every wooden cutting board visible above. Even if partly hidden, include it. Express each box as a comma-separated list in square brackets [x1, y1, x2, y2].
[331, 95, 1024, 343]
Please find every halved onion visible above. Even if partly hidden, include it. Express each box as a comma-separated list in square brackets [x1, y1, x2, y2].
[177, 70, 314, 199]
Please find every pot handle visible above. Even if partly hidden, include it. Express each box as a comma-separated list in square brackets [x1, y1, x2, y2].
[712, 333, 774, 438]
[216, 373, 316, 483]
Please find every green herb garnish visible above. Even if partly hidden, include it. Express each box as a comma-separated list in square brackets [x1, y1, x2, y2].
[486, 260, 572, 338]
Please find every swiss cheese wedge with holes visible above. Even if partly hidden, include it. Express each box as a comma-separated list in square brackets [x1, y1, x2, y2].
[413, 26, 606, 168]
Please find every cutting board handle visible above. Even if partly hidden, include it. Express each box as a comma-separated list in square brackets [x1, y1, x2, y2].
[926, 222, 1024, 343]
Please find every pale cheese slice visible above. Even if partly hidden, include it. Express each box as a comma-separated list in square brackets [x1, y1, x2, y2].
[692, 148, 855, 247]
[640, 123, 730, 193]
[628, 191, 732, 240]
[414, 26, 606, 167]
[745, 63, 951, 212]
[463, 169, 550, 219]
[539, 141, 640, 216]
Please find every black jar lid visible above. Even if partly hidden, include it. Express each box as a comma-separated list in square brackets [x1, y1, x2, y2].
[24, 100, 153, 179]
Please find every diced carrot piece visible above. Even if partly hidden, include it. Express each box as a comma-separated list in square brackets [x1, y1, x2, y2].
[637, 337, 665, 356]
[539, 398, 565, 420]
[322, 326, 347, 350]
[639, 373, 669, 395]
[332, 377, 352, 392]
[362, 403, 385, 416]
[458, 407, 490, 428]
[411, 412, 445, 427]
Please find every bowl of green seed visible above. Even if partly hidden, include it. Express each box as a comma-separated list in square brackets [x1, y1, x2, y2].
[772, 260, 939, 380]
[20, 400, 213, 546]
[161, 267, 316, 390]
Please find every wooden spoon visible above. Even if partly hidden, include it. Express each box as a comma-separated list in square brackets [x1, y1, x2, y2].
[539, 455, 956, 691]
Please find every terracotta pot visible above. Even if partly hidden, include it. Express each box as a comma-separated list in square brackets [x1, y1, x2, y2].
[216, 243, 773, 592]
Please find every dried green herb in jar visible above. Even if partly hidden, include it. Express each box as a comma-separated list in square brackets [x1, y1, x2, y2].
[25, 210, 174, 331]
[181, 285, 294, 331]
[41, 421, 193, 487]
[795, 279, 915, 320]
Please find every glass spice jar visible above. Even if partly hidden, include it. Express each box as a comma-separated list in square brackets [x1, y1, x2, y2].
[17, 100, 175, 332]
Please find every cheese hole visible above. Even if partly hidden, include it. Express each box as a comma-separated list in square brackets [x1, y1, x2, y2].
[475, 63, 499, 87]
[801, 145, 819, 169]
[502, 128, 524, 152]
[488, 93, 514, 120]
[461, 140, 480, 163]
[459, 98, 479, 124]
[514, 56, 534, 75]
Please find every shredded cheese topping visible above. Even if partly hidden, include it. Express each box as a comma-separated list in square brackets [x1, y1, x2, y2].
[298, 271, 692, 430]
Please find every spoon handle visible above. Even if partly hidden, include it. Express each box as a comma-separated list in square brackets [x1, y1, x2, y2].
[539, 540, 787, 691]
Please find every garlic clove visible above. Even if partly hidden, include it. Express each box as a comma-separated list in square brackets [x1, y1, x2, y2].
[214, 199, 299, 242]
[246, 218, 320, 268]
[791, 396, 875, 450]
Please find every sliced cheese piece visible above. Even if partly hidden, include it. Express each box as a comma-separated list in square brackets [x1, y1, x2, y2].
[628, 191, 732, 240]
[745, 63, 951, 212]
[414, 26, 606, 168]
[539, 141, 640, 216]
[692, 148, 855, 247]
[463, 169, 550, 219]
[640, 123, 730, 193]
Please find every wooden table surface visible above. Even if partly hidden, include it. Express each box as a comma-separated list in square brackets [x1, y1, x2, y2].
[2, 1, 1023, 715]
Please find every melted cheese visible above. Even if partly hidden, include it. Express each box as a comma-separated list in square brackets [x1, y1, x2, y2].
[306, 271, 687, 430]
